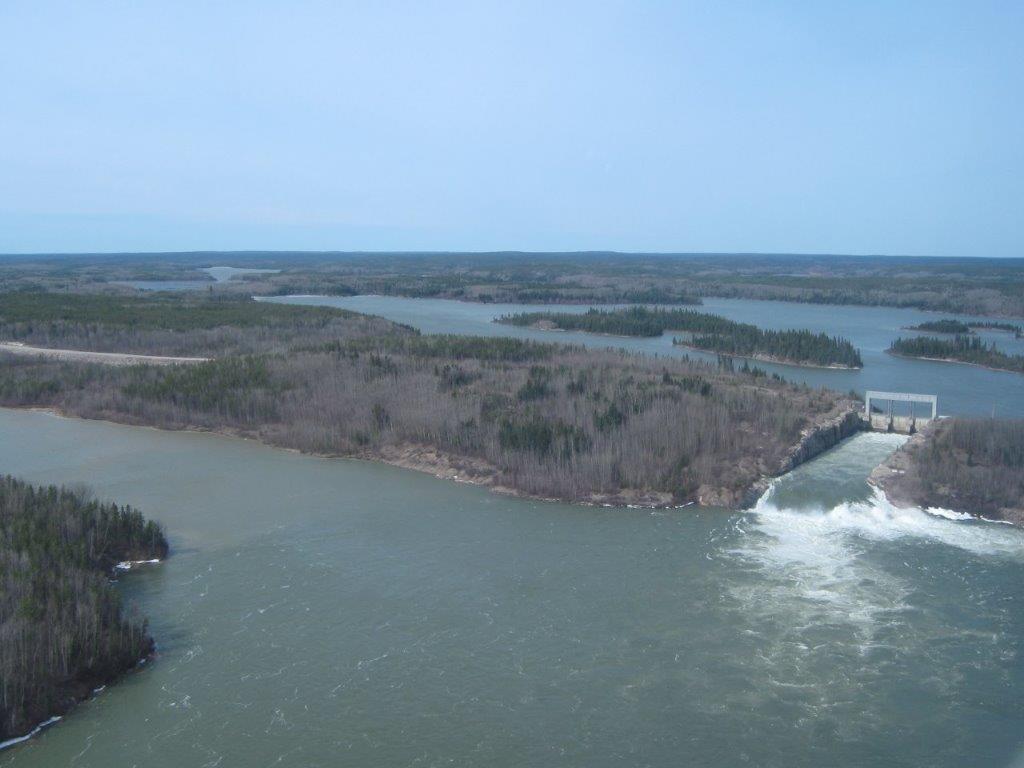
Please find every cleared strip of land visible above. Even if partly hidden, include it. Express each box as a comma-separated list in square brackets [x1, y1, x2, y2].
[0, 342, 209, 366]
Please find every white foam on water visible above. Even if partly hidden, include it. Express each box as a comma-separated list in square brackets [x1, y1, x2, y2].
[726, 464, 1024, 669]
[924, 506, 975, 521]
[748, 480, 1024, 564]
[0, 716, 62, 751]
[711, 472, 1024, 732]
[114, 558, 161, 571]
[732, 483, 909, 635]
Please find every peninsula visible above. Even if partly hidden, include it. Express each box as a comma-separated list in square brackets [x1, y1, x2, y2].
[1, 292, 860, 509]
[870, 418, 1024, 525]
[0, 476, 168, 743]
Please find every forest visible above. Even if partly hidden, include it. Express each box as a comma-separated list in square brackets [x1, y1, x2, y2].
[2, 252, 1022, 317]
[906, 319, 971, 334]
[0, 476, 167, 741]
[0, 295, 856, 508]
[889, 335, 1024, 374]
[0, 293, 402, 356]
[883, 419, 1024, 523]
[970, 321, 1023, 336]
[498, 308, 863, 368]
[906, 319, 1024, 336]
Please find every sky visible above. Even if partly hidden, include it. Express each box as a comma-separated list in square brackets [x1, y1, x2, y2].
[1, 1, 1021, 256]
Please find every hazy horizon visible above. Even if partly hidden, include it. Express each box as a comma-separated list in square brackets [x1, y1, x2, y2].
[1, 249, 1021, 262]
[2, 2, 1021, 257]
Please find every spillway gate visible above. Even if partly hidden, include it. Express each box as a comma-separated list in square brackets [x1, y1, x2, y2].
[864, 390, 938, 434]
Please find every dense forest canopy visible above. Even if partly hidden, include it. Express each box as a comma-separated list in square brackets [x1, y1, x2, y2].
[0, 292, 358, 330]
[906, 319, 1023, 336]
[498, 307, 862, 368]
[906, 319, 972, 334]
[0, 476, 167, 741]
[889, 335, 1024, 374]
[0, 293, 403, 356]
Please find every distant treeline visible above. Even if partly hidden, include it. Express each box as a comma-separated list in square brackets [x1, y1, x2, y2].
[0, 476, 167, 741]
[498, 308, 862, 368]
[3, 252, 1022, 317]
[907, 319, 1023, 337]
[0, 293, 400, 357]
[243, 256, 1024, 317]
[890, 419, 1024, 522]
[0, 296, 854, 509]
[889, 335, 1024, 374]
[971, 321, 1023, 336]
[906, 319, 971, 334]
[498, 306, 709, 336]
[265, 278, 704, 306]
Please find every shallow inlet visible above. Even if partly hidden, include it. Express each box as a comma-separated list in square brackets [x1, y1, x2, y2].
[1, 409, 1022, 767]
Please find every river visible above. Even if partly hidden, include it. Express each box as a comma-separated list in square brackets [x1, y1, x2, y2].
[261, 294, 1024, 418]
[2, 295, 1024, 766]
[1, 408, 1022, 767]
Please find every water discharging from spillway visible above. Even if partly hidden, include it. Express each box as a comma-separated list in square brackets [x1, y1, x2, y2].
[1, 410, 1022, 768]
[734, 433, 1023, 646]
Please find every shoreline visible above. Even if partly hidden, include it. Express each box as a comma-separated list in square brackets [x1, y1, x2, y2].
[492, 320, 861, 370]
[1, 650, 156, 751]
[867, 424, 1024, 527]
[671, 340, 861, 370]
[885, 349, 1024, 376]
[495, 321, 657, 341]
[256, 292, 1024, 321]
[10, 403, 863, 512]
[0, 562, 160, 752]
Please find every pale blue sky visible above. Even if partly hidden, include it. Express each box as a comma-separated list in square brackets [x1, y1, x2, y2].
[1, 1, 1021, 256]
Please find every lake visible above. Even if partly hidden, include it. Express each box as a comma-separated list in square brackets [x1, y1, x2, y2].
[261, 294, 1024, 418]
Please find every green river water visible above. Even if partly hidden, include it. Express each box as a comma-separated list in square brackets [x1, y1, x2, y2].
[1, 296, 1023, 766]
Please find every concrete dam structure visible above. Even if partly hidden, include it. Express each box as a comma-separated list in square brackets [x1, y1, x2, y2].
[864, 390, 938, 434]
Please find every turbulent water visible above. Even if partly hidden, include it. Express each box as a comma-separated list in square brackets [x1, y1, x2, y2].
[1, 409, 1022, 767]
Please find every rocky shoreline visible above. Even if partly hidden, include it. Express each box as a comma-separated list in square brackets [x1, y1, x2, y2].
[2, 642, 157, 750]
[21, 402, 863, 512]
[739, 407, 865, 508]
[363, 403, 867, 510]
[868, 421, 1024, 526]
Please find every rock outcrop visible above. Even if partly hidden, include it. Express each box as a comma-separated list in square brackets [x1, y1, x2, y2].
[740, 405, 865, 508]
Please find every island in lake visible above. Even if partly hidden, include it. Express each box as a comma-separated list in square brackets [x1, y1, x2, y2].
[497, 307, 864, 369]
[905, 319, 1023, 336]
[888, 335, 1024, 374]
